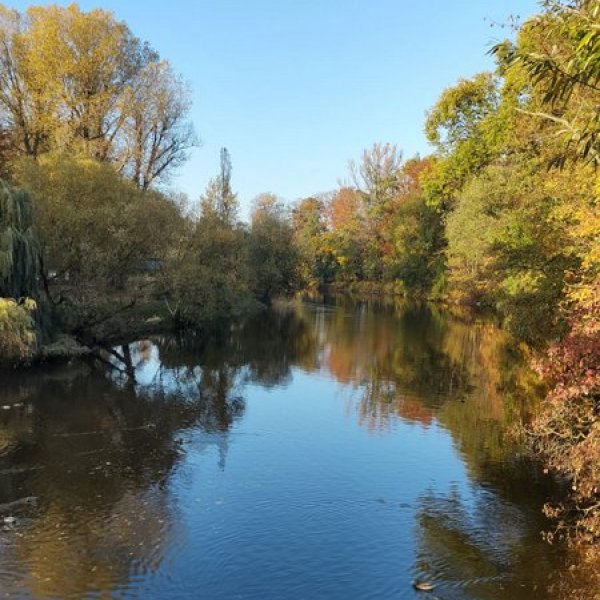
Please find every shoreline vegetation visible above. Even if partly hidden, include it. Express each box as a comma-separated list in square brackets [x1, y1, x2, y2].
[0, 1, 599, 595]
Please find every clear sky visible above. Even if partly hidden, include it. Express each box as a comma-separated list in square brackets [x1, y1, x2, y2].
[10, 0, 541, 216]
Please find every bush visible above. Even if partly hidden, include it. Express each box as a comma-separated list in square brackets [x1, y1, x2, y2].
[0, 297, 38, 364]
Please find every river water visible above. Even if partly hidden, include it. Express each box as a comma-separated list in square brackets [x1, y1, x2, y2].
[0, 297, 572, 599]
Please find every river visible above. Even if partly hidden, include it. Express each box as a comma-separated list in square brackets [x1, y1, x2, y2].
[0, 296, 572, 599]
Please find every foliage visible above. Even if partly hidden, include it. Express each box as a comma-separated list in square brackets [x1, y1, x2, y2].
[293, 151, 445, 294]
[493, 0, 600, 166]
[0, 8, 304, 353]
[159, 154, 286, 328]
[445, 162, 582, 344]
[292, 196, 337, 285]
[0, 3, 196, 187]
[381, 158, 444, 292]
[0, 179, 39, 298]
[437, 0, 600, 556]
[200, 148, 238, 225]
[161, 209, 253, 328]
[0, 296, 37, 364]
[14, 153, 183, 336]
[530, 283, 600, 549]
[247, 193, 299, 303]
[423, 73, 503, 210]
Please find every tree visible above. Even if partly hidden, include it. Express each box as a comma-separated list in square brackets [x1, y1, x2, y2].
[483, 0, 600, 555]
[0, 296, 37, 363]
[423, 73, 502, 209]
[349, 142, 404, 210]
[120, 61, 196, 189]
[383, 158, 444, 292]
[0, 179, 39, 298]
[325, 187, 364, 281]
[292, 196, 336, 284]
[200, 148, 238, 225]
[345, 143, 406, 280]
[14, 153, 183, 338]
[0, 179, 39, 364]
[0, 4, 195, 187]
[161, 213, 252, 327]
[161, 150, 251, 327]
[493, 0, 600, 166]
[247, 193, 298, 303]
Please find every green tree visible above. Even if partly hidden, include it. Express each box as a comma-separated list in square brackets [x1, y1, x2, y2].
[348, 143, 405, 280]
[14, 153, 182, 338]
[0, 180, 39, 364]
[247, 193, 298, 303]
[0, 296, 37, 363]
[160, 150, 252, 327]
[162, 213, 252, 327]
[0, 179, 39, 298]
[494, 0, 600, 166]
[200, 148, 238, 225]
[292, 196, 336, 285]
[423, 73, 503, 210]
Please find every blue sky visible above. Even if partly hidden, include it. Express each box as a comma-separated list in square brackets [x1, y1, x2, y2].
[11, 0, 540, 216]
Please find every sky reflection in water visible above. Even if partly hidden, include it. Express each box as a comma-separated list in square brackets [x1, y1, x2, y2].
[0, 297, 568, 599]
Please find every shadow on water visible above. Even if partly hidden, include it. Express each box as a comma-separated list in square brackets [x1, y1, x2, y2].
[0, 344, 249, 596]
[0, 297, 588, 599]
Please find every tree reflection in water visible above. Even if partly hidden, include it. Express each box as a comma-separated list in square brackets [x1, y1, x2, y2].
[0, 298, 589, 599]
[292, 295, 575, 599]
[0, 365, 198, 597]
[0, 306, 318, 598]
[413, 486, 562, 600]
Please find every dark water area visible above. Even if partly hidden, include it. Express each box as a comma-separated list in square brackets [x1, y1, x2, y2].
[0, 297, 574, 599]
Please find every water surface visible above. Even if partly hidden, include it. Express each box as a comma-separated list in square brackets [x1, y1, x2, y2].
[0, 298, 569, 599]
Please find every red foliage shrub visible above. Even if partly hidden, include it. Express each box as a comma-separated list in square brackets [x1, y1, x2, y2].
[531, 282, 600, 547]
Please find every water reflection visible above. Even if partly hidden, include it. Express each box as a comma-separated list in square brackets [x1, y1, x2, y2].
[413, 487, 559, 600]
[0, 350, 248, 596]
[0, 297, 581, 599]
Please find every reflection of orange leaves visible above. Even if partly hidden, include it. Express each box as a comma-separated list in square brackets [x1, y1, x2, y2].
[395, 396, 434, 426]
[324, 322, 394, 385]
[327, 350, 351, 383]
[357, 393, 435, 433]
[326, 344, 362, 384]
[137, 340, 153, 362]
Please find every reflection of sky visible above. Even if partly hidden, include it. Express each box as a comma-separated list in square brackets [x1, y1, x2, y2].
[0, 302, 563, 599]
[115, 369, 493, 599]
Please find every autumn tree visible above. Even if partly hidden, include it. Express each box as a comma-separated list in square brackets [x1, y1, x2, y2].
[486, 0, 600, 555]
[325, 187, 364, 281]
[14, 154, 183, 338]
[120, 60, 196, 189]
[0, 4, 195, 187]
[0, 180, 39, 364]
[292, 196, 336, 285]
[493, 0, 600, 166]
[382, 157, 444, 292]
[423, 73, 503, 210]
[160, 149, 252, 327]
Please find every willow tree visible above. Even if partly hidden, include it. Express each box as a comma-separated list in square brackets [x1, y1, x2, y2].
[0, 180, 39, 298]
